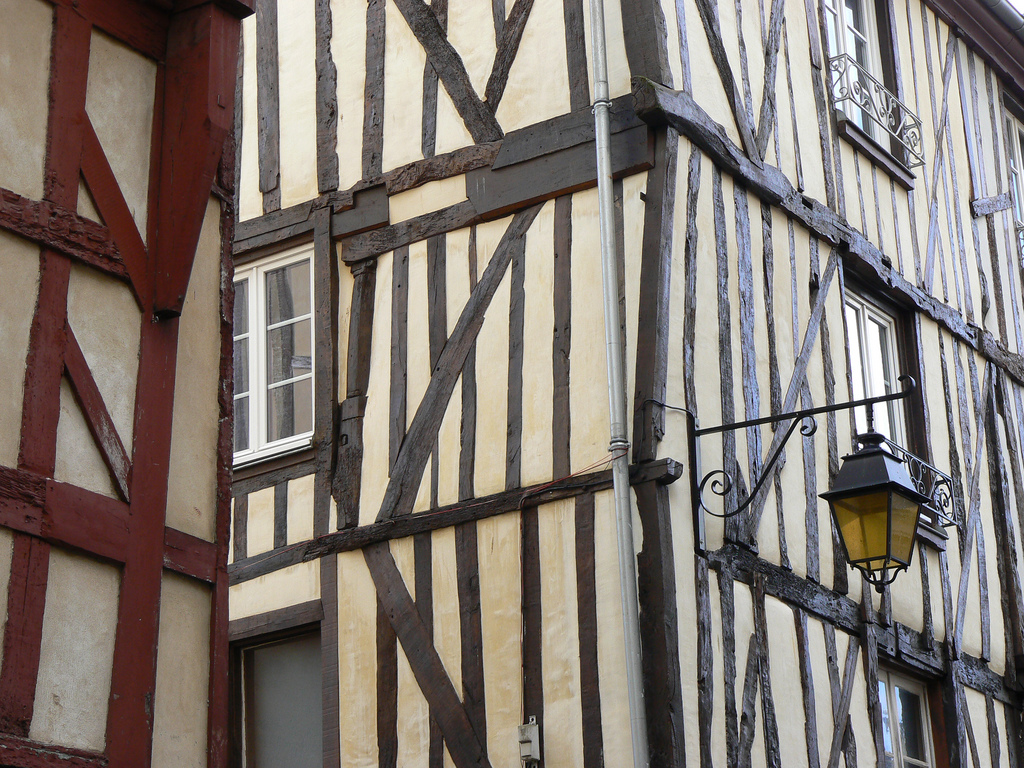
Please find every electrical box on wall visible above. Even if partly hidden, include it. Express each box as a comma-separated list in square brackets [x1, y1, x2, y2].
[518, 716, 540, 764]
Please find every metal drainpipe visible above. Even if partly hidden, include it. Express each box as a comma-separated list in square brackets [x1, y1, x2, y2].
[588, 1, 650, 766]
[978, 0, 1024, 36]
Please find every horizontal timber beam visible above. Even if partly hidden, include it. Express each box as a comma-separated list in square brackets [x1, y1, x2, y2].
[632, 77, 1024, 388]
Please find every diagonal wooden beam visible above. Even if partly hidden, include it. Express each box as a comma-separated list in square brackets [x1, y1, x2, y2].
[80, 119, 149, 308]
[364, 542, 492, 768]
[754, 0, 786, 157]
[392, 0, 503, 143]
[484, 0, 534, 108]
[63, 326, 132, 501]
[922, 32, 957, 295]
[690, 0, 761, 166]
[825, 635, 861, 768]
[376, 205, 541, 523]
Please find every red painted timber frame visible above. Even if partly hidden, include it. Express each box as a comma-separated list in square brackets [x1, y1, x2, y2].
[0, 0, 250, 766]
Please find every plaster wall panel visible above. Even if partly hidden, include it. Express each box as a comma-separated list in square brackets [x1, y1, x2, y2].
[390, 177, 467, 224]
[336, 550, 379, 768]
[473, 217, 512, 497]
[239, 17, 263, 221]
[764, 594, 812, 768]
[435, 378, 461, 509]
[0, 0, 50, 201]
[433, 83, 477, 157]
[430, 526, 461, 689]
[85, 29, 156, 242]
[245, 486, 276, 556]
[660, 0, 684, 90]
[568, 188, 611, 474]
[537, 500, 586, 766]
[0, 528, 13, 669]
[229, 560, 320, 620]
[407, 240, 432, 514]
[477, 511, 522, 768]
[579, 0, 629, 99]
[287, 473, 315, 544]
[66, 263, 141, 447]
[495, 0, 571, 132]
[29, 548, 119, 752]
[593, 489, 635, 766]
[54, 378, 118, 499]
[733, 581, 768, 767]
[382, 0, 426, 172]
[78, 181, 103, 223]
[151, 574, 212, 768]
[788, 36, 829, 204]
[0, 232, 40, 467]
[445, 0, 494, 94]
[359, 251, 393, 526]
[166, 200, 223, 542]
[330, 0, 366, 191]
[278, 0, 319, 209]
[388, 535, 429, 768]
[520, 201, 554, 487]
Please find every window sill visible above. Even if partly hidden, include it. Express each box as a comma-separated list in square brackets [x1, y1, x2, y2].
[837, 118, 916, 192]
[233, 443, 315, 481]
[915, 518, 948, 552]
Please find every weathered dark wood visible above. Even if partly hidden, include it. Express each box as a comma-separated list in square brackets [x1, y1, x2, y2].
[618, 0, 673, 83]
[491, 0, 504, 45]
[632, 129, 677, 463]
[273, 481, 288, 548]
[484, 0, 533, 107]
[376, 594, 398, 768]
[315, 0, 339, 192]
[466, 125, 652, 219]
[826, 636, 861, 768]
[227, 599, 323, 641]
[393, 0, 502, 143]
[755, 0, 785, 158]
[753, 576, 780, 768]
[342, 201, 479, 264]
[563, 0, 590, 111]
[574, 494, 604, 768]
[520, 505, 544, 756]
[320, 554, 341, 768]
[329, 184, 390, 240]
[794, 608, 822, 768]
[689, 0, 760, 163]
[385, 143, 500, 195]
[506, 235, 525, 491]
[971, 192, 1013, 217]
[412, 532, 442, 768]
[682, 146, 701, 413]
[553, 196, 572, 479]
[737, 632, 760, 768]
[720, 572, 739, 767]
[363, 0, 385, 179]
[420, 0, 447, 159]
[255, 0, 281, 211]
[232, 455, 315, 496]
[635, 481, 686, 767]
[455, 521, 486, 744]
[0, 188, 127, 282]
[232, 493, 248, 562]
[390, 246, 409, 471]
[863, 625, 886, 768]
[459, 229, 478, 501]
[695, 556, 714, 768]
[375, 206, 540, 522]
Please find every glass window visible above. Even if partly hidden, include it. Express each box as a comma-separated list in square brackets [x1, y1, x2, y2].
[845, 290, 905, 446]
[234, 245, 315, 465]
[823, 0, 885, 135]
[240, 632, 322, 768]
[877, 670, 934, 768]
[1007, 114, 1024, 259]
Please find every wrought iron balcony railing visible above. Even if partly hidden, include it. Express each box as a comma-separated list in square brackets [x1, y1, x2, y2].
[829, 53, 926, 168]
[876, 435, 958, 531]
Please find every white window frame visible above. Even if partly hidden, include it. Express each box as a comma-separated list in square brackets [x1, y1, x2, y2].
[845, 290, 906, 447]
[1006, 111, 1024, 260]
[877, 670, 936, 768]
[233, 243, 315, 466]
[823, 0, 888, 138]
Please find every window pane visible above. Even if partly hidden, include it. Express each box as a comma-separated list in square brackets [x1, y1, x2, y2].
[896, 685, 926, 762]
[234, 279, 248, 336]
[266, 260, 311, 325]
[234, 395, 249, 453]
[878, 680, 895, 758]
[267, 377, 313, 443]
[234, 338, 249, 396]
[267, 319, 312, 385]
[248, 633, 322, 768]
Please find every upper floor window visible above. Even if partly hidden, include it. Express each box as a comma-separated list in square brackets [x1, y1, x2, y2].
[233, 244, 314, 465]
[823, 0, 884, 132]
[878, 670, 936, 768]
[845, 289, 906, 446]
[1006, 111, 1024, 257]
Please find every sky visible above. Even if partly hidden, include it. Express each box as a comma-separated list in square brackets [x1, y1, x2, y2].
[1010, 0, 1024, 14]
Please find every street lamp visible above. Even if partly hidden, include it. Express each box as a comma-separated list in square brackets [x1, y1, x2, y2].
[686, 376, 951, 590]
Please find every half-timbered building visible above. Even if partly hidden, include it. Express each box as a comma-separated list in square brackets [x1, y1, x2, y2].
[0, 0, 249, 766]
[228, 0, 1024, 765]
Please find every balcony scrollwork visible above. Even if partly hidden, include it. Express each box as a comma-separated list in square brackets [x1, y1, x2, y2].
[829, 53, 926, 168]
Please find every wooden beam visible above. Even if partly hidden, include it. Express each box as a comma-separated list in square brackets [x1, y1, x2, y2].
[484, 0, 534, 108]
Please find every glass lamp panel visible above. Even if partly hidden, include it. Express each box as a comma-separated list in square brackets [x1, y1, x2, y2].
[267, 378, 313, 443]
[832, 491, 890, 564]
[266, 260, 311, 325]
[895, 685, 926, 762]
[889, 491, 920, 565]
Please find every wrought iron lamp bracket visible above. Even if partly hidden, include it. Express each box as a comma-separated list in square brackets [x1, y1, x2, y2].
[688, 375, 917, 551]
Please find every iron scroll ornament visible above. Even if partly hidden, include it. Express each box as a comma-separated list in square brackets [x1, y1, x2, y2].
[692, 375, 917, 520]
